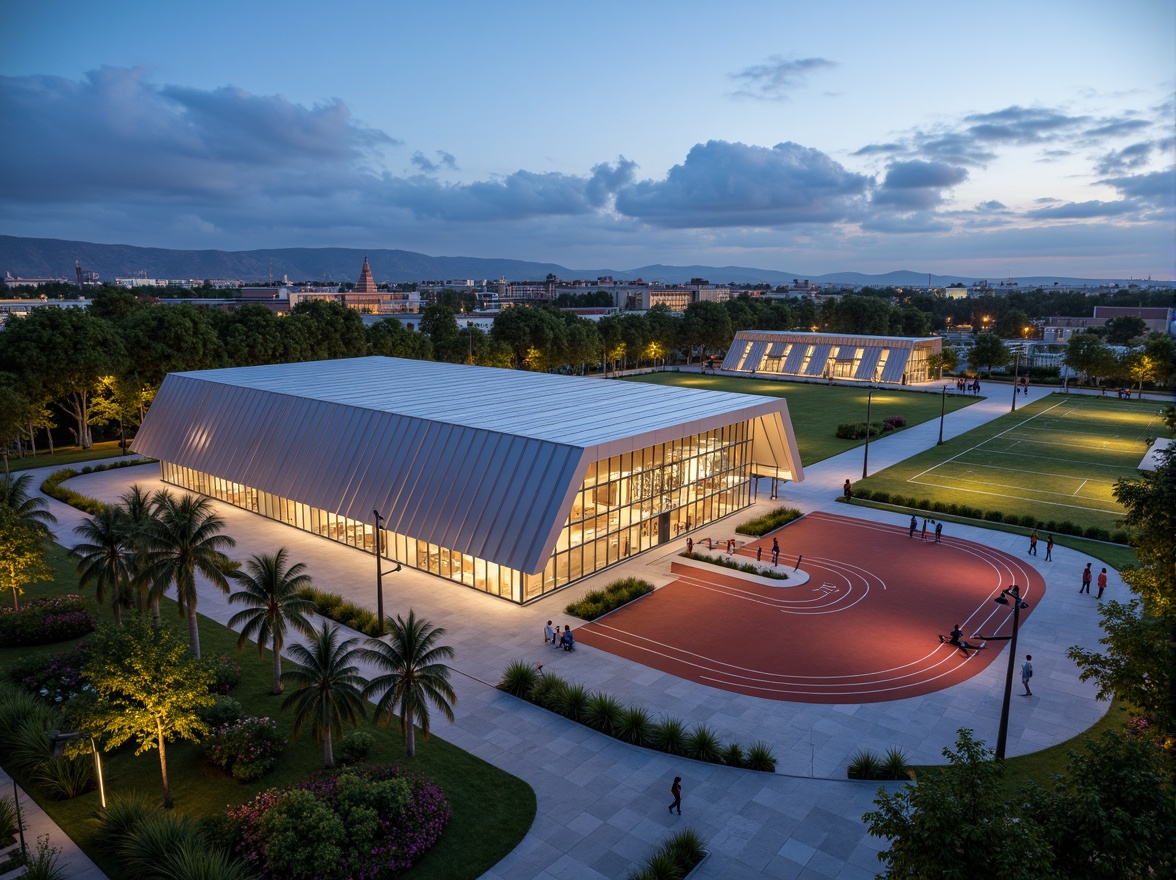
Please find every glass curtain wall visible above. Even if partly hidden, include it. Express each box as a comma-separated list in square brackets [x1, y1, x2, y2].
[159, 420, 753, 605]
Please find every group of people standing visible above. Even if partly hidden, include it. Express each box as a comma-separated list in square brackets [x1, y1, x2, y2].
[1027, 528, 1054, 561]
[1079, 562, 1109, 600]
[908, 515, 943, 543]
[954, 376, 981, 394]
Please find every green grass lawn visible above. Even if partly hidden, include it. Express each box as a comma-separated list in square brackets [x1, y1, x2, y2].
[5, 441, 134, 473]
[622, 373, 979, 465]
[2, 544, 535, 880]
[853, 393, 1163, 534]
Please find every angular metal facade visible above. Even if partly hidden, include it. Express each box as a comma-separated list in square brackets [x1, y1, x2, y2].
[134, 358, 804, 580]
[721, 331, 942, 384]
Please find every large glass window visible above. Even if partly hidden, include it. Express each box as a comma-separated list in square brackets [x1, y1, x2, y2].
[158, 420, 755, 604]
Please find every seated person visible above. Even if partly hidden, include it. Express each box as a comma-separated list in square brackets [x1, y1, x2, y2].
[940, 625, 983, 655]
[561, 628, 576, 651]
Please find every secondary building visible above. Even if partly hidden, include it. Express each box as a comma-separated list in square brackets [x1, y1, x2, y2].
[133, 357, 803, 604]
[721, 331, 942, 384]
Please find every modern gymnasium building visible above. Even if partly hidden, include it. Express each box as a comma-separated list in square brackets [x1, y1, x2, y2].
[721, 331, 942, 384]
[133, 357, 804, 604]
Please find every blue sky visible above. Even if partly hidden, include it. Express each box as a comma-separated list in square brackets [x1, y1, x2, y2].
[2, 0, 1173, 278]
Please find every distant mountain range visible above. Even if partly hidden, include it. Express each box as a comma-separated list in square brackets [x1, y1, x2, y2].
[0, 235, 1161, 289]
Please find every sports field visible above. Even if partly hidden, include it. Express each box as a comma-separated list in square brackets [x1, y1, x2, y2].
[622, 372, 978, 465]
[857, 394, 1164, 534]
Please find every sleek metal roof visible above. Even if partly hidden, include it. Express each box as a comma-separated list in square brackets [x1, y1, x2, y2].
[134, 357, 803, 574]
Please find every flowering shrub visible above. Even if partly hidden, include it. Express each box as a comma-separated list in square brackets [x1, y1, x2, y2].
[0, 596, 97, 647]
[202, 716, 285, 781]
[17, 641, 93, 704]
[201, 653, 241, 694]
[223, 765, 450, 879]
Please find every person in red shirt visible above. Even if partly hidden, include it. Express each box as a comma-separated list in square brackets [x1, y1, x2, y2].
[1096, 568, 1108, 600]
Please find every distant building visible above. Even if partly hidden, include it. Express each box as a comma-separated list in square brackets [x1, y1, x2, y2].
[722, 331, 942, 384]
[1041, 306, 1172, 343]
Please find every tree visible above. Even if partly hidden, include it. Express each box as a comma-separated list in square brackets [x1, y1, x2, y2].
[830, 295, 891, 335]
[359, 609, 456, 758]
[1104, 314, 1148, 344]
[228, 549, 317, 695]
[366, 317, 433, 360]
[0, 505, 52, 610]
[0, 473, 57, 540]
[995, 308, 1031, 339]
[968, 333, 1010, 376]
[863, 728, 1052, 879]
[71, 506, 136, 626]
[1067, 600, 1171, 731]
[1064, 332, 1110, 384]
[142, 492, 236, 657]
[117, 484, 158, 613]
[72, 615, 214, 808]
[680, 301, 732, 363]
[1020, 730, 1175, 877]
[280, 621, 367, 768]
[0, 373, 30, 478]
[0, 306, 124, 447]
[418, 304, 463, 363]
[289, 300, 368, 361]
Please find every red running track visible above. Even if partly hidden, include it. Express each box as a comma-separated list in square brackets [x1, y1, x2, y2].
[576, 512, 1046, 703]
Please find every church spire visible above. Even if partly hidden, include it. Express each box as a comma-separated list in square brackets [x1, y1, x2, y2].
[355, 256, 378, 293]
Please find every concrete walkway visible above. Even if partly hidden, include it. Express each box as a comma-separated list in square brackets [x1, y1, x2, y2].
[23, 382, 1120, 880]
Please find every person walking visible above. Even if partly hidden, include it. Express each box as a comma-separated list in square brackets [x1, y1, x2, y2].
[909, 515, 918, 538]
[668, 776, 682, 815]
[544, 620, 555, 645]
[686, 537, 693, 554]
[771, 537, 779, 565]
[934, 521, 943, 543]
[1020, 655, 1033, 696]
[1028, 529, 1038, 556]
[1045, 534, 1054, 562]
[756, 545, 762, 563]
[921, 518, 929, 541]
[1080, 562, 1093, 594]
[1096, 567, 1108, 600]
[843, 479, 853, 499]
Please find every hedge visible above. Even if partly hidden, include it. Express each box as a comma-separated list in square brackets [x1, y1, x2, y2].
[844, 490, 1127, 544]
[0, 595, 97, 647]
[735, 506, 804, 536]
[680, 551, 788, 580]
[565, 577, 654, 620]
[296, 587, 382, 637]
[39, 459, 154, 515]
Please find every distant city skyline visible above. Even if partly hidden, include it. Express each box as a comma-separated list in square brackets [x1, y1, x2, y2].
[2, 0, 1173, 279]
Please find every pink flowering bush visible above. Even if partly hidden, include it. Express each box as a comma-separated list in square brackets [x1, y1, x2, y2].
[219, 764, 450, 879]
[14, 641, 93, 704]
[202, 716, 285, 781]
[201, 653, 241, 694]
[0, 595, 96, 647]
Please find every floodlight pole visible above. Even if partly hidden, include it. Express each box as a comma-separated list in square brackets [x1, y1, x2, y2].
[48, 730, 105, 808]
[938, 384, 947, 445]
[994, 584, 1025, 760]
[1010, 349, 1021, 413]
[862, 386, 874, 479]
[372, 510, 402, 637]
[11, 778, 26, 858]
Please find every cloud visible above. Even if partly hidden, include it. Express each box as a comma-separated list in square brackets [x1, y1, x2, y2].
[962, 105, 1088, 144]
[729, 56, 836, 100]
[1026, 200, 1136, 220]
[975, 200, 1009, 212]
[1083, 117, 1151, 139]
[859, 212, 953, 234]
[1095, 141, 1156, 174]
[852, 143, 906, 157]
[872, 160, 968, 210]
[914, 132, 997, 167]
[410, 150, 459, 173]
[1101, 169, 1176, 208]
[613, 140, 871, 227]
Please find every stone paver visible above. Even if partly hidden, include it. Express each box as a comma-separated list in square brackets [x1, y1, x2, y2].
[21, 379, 1135, 879]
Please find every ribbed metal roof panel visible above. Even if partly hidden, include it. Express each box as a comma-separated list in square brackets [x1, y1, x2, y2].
[134, 358, 803, 574]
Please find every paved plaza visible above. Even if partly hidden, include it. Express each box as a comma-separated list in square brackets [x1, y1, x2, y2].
[21, 379, 1123, 879]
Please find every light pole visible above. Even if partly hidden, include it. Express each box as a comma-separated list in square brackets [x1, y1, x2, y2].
[861, 386, 874, 479]
[372, 510, 401, 637]
[986, 584, 1029, 760]
[1010, 349, 1021, 413]
[49, 730, 105, 808]
[937, 384, 948, 445]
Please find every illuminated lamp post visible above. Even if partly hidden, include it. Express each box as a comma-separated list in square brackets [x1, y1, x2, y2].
[1010, 349, 1022, 413]
[861, 386, 874, 479]
[938, 384, 948, 445]
[48, 730, 105, 808]
[986, 584, 1029, 760]
[372, 510, 402, 637]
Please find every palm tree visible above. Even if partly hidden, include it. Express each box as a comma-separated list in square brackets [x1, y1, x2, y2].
[0, 473, 57, 538]
[280, 621, 367, 768]
[118, 484, 157, 613]
[359, 609, 456, 758]
[71, 505, 135, 625]
[228, 549, 317, 695]
[142, 492, 236, 658]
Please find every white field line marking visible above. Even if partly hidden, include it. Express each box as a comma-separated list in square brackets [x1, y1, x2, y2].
[905, 479, 1120, 513]
[932, 460, 1117, 485]
[961, 445, 1142, 469]
[1074, 479, 1089, 496]
[910, 469, 1115, 500]
[909, 398, 1073, 483]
